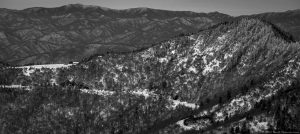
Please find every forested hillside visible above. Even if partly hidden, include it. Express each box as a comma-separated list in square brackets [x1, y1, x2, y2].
[1, 18, 299, 133]
[245, 9, 300, 40]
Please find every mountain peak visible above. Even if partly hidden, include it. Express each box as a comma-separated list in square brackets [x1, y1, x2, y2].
[62, 3, 113, 11]
[123, 7, 154, 13]
[213, 18, 295, 43]
[129, 7, 152, 11]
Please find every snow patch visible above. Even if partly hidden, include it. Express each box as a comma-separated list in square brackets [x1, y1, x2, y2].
[178, 57, 188, 67]
[217, 34, 227, 43]
[202, 56, 208, 65]
[50, 78, 58, 85]
[250, 122, 269, 132]
[188, 35, 196, 41]
[202, 58, 223, 75]
[169, 98, 199, 109]
[188, 66, 198, 73]
[158, 57, 168, 63]
[141, 48, 154, 59]
[232, 43, 241, 52]
[191, 35, 204, 56]
[116, 64, 124, 71]
[224, 53, 233, 60]
[171, 50, 176, 54]
[202, 45, 222, 56]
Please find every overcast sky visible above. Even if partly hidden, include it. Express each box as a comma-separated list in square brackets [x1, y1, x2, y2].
[0, 0, 299, 16]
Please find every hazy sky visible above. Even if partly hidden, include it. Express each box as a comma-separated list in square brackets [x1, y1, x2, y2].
[0, 0, 299, 16]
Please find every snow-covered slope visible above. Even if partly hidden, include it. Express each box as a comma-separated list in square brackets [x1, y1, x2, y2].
[57, 18, 300, 133]
[64, 19, 299, 102]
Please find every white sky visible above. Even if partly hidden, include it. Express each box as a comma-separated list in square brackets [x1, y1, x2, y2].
[0, 0, 299, 16]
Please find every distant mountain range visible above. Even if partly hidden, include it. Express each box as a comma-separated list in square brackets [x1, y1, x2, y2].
[0, 4, 230, 65]
[0, 4, 299, 65]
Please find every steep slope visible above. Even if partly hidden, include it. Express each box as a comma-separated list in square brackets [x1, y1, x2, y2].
[1, 18, 299, 134]
[62, 18, 299, 101]
[244, 9, 300, 41]
[53, 18, 299, 133]
[0, 4, 231, 65]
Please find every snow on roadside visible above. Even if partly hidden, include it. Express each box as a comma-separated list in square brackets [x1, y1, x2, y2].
[16, 63, 78, 76]
[80, 89, 114, 96]
[210, 77, 289, 122]
[129, 89, 157, 98]
[80, 88, 200, 110]
[214, 89, 266, 122]
[176, 120, 195, 130]
[179, 75, 291, 130]
[0, 85, 31, 90]
[16, 64, 76, 69]
[80, 88, 157, 98]
[176, 118, 210, 131]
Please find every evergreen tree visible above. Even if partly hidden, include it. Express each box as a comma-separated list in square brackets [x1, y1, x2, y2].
[241, 123, 250, 134]
[200, 101, 204, 107]
[227, 90, 232, 100]
[219, 96, 223, 104]
[206, 98, 210, 104]
[267, 123, 274, 133]
[235, 126, 240, 133]
[230, 127, 235, 134]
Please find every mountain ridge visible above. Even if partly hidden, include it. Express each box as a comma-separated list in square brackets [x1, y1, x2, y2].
[0, 4, 231, 65]
[55, 18, 300, 133]
[2, 4, 231, 19]
[243, 8, 300, 40]
[80, 17, 297, 63]
[70, 18, 299, 101]
[0, 5, 299, 66]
